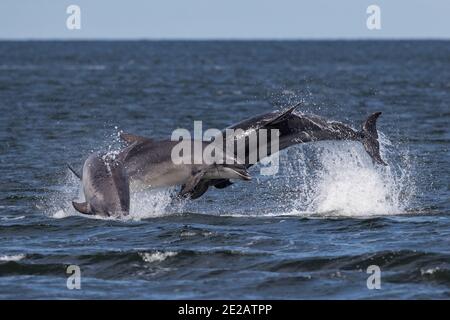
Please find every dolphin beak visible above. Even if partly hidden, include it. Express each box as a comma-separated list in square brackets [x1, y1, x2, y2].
[234, 168, 252, 180]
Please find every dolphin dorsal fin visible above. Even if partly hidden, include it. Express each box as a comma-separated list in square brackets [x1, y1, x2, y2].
[119, 132, 154, 146]
[266, 102, 302, 126]
[72, 201, 91, 215]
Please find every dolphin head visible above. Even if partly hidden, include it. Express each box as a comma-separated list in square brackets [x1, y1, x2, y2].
[204, 163, 252, 181]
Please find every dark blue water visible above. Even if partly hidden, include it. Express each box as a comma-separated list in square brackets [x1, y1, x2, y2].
[0, 41, 449, 299]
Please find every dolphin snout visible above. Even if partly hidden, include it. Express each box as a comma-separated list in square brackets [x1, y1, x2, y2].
[233, 167, 252, 180]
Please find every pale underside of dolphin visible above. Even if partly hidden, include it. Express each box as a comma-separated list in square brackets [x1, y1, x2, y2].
[119, 104, 386, 199]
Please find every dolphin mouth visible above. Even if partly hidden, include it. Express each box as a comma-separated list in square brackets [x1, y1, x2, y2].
[219, 163, 252, 181]
[233, 168, 252, 180]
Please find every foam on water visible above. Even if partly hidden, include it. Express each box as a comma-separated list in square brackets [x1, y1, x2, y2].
[287, 133, 415, 217]
[128, 187, 182, 220]
[43, 168, 84, 219]
[139, 251, 178, 263]
[0, 254, 26, 262]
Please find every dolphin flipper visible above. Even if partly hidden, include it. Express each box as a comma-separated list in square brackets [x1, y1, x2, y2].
[214, 179, 233, 189]
[187, 180, 210, 199]
[72, 201, 91, 215]
[179, 170, 207, 198]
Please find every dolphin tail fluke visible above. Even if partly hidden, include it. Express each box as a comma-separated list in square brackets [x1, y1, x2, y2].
[72, 201, 91, 215]
[360, 112, 387, 166]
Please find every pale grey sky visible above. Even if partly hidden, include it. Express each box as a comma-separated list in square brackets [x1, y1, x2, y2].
[0, 0, 449, 40]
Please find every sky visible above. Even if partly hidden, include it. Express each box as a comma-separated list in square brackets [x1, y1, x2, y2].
[0, 0, 449, 40]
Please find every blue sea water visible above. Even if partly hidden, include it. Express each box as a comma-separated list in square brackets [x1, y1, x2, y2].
[0, 41, 449, 299]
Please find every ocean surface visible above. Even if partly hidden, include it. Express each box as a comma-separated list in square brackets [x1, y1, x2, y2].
[0, 41, 449, 299]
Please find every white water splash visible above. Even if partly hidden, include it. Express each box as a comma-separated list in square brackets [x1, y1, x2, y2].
[287, 135, 414, 217]
[129, 187, 182, 220]
[0, 254, 26, 262]
[43, 168, 85, 219]
[139, 251, 177, 263]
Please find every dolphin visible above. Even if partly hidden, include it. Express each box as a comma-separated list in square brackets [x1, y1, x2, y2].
[117, 137, 251, 199]
[196, 105, 386, 196]
[119, 104, 385, 199]
[223, 104, 386, 166]
[69, 150, 131, 217]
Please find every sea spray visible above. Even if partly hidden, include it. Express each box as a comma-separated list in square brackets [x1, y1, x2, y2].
[129, 187, 183, 220]
[287, 134, 415, 217]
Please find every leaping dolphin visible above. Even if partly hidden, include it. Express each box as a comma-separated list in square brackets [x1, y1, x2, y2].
[119, 104, 385, 199]
[223, 105, 385, 166]
[69, 150, 132, 217]
[193, 106, 386, 198]
[118, 138, 251, 198]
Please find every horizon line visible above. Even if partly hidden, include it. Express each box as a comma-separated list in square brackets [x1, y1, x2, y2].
[1, 37, 449, 42]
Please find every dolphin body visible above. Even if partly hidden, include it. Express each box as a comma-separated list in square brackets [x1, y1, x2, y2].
[119, 104, 385, 199]
[70, 151, 131, 217]
[223, 105, 385, 166]
[194, 106, 386, 197]
[118, 137, 251, 198]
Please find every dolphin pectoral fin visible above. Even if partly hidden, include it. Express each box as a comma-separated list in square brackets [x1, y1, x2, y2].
[119, 132, 154, 146]
[188, 181, 210, 199]
[266, 102, 302, 126]
[179, 171, 207, 198]
[72, 201, 91, 215]
[67, 164, 81, 180]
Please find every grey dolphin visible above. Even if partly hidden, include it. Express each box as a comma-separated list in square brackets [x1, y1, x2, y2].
[224, 106, 386, 166]
[119, 104, 385, 199]
[119, 138, 251, 198]
[198, 106, 386, 196]
[70, 150, 131, 217]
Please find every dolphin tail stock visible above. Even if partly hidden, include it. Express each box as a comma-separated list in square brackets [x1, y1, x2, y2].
[359, 112, 387, 166]
[67, 164, 81, 179]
